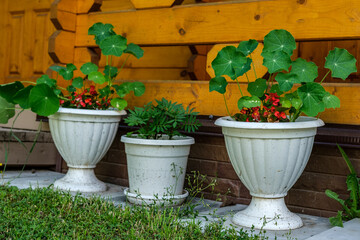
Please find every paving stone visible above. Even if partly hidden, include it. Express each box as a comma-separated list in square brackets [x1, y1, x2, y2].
[306, 218, 360, 240]
[3, 170, 360, 240]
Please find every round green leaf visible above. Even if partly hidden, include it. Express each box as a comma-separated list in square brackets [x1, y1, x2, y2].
[110, 98, 127, 111]
[131, 82, 146, 97]
[59, 64, 77, 80]
[124, 43, 144, 59]
[113, 83, 132, 98]
[279, 97, 291, 108]
[36, 75, 56, 88]
[88, 22, 116, 45]
[211, 46, 247, 80]
[67, 85, 76, 93]
[72, 77, 84, 89]
[235, 57, 252, 77]
[80, 62, 98, 75]
[323, 92, 340, 109]
[285, 92, 302, 110]
[209, 76, 228, 94]
[88, 72, 106, 84]
[237, 39, 258, 56]
[29, 84, 60, 116]
[104, 65, 118, 78]
[275, 72, 296, 92]
[99, 86, 111, 98]
[247, 78, 267, 97]
[297, 82, 326, 116]
[290, 58, 318, 83]
[262, 51, 292, 73]
[99, 35, 127, 57]
[0, 81, 24, 104]
[237, 96, 261, 110]
[270, 84, 284, 96]
[13, 85, 33, 109]
[263, 29, 296, 56]
[325, 47, 357, 80]
[0, 96, 15, 124]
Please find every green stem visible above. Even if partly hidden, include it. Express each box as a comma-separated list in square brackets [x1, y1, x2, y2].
[235, 78, 244, 97]
[58, 95, 70, 101]
[249, 53, 257, 79]
[266, 73, 273, 93]
[21, 81, 36, 85]
[119, 55, 130, 74]
[223, 94, 232, 117]
[245, 73, 250, 83]
[320, 70, 331, 84]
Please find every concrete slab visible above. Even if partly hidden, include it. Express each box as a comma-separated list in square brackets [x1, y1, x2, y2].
[306, 218, 360, 240]
[2, 170, 359, 240]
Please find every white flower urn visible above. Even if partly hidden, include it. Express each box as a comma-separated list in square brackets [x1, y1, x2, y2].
[121, 135, 194, 206]
[215, 116, 324, 230]
[48, 108, 126, 193]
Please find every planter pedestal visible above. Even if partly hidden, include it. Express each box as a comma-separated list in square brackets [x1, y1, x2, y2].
[233, 197, 302, 230]
[49, 108, 125, 193]
[215, 116, 324, 230]
[54, 168, 106, 192]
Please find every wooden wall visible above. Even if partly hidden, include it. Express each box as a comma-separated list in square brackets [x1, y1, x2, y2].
[0, 0, 55, 85]
[1, 0, 360, 218]
[47, 0, 360, 125]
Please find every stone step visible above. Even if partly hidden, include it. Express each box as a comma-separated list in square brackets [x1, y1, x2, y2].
[306, 218, 360, 240]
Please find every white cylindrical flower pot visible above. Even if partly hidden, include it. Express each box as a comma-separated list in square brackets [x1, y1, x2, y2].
[49, 108, 126, 193]
[215, 116, 324, 230]
[121, 135, 194, 206]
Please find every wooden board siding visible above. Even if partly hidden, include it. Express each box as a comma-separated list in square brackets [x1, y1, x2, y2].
[0, 0, 55, 85]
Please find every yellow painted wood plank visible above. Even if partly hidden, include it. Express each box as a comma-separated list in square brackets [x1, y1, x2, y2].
[130, 0, 177, 9]
[76, 0, 360, 46]
[97, 46, 192, 68]
[100, 0, 135, 12]
[123, 80, 360, 125]
[48, 30, 75, 64]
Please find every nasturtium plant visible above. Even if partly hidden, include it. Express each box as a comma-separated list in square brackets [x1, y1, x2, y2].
[209, 29, 357, 122]
[0, 22, 146, 124]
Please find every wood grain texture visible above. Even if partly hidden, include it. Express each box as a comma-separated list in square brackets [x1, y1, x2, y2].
[98, 46, 192, 68]
[0, 0, 54, 84]
[130, 0, 178, 9]
[76, 0, 360, 46]
[48, 30, 75, 64]
[100, 0, 135, 12]
[122, 80, 360, 124]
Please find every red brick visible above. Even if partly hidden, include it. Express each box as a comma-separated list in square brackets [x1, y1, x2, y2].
[217, 162, 238, 180]
[187, 158, 217, 177]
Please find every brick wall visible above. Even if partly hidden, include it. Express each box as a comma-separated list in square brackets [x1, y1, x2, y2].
[92, 124, 359, 218]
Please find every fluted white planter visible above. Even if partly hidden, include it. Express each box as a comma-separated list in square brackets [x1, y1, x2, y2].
[215, 116, 324, 230]
[49, 108, 126, 193]
[121, 135, 194, 206]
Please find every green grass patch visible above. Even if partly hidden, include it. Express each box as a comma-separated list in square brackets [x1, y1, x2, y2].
[0, 185, 266, 239]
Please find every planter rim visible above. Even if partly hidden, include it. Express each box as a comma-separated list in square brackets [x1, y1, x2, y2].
[121, 135, 195, 146]
[49, 107, 126, 117]
[215, 116, 324, 129]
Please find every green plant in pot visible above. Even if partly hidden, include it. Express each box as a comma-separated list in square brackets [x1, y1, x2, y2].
[209, 29, 357, 230]
[0, 22, 146, 193]
[121, 98, 201, 206]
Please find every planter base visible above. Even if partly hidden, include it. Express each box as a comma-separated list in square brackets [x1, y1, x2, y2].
[232, 197, 303, 230]
[54, 168, 107, 193]
[124, 188, 189, 207]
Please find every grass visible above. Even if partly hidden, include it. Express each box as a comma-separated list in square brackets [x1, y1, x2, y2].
[0, 185, 267, 240]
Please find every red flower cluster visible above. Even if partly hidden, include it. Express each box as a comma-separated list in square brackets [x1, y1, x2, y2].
[235, 92, 288, 122]
[60, 85, 111, 110]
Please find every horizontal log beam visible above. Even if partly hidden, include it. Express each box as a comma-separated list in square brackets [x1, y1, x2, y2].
[122, 80, 360, 125]
[76, 0, 360, 46]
